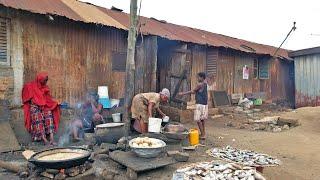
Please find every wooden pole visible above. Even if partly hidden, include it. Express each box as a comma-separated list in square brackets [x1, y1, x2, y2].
[124, 0, 138, 137]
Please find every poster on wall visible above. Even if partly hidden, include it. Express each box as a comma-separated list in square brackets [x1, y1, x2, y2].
[243, 65, 249, 80]
[259, 61, 269, 79]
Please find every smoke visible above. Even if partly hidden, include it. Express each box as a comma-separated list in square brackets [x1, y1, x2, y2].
[58, 91, 99, 146]
[58, 103, 82, 147]
[58, 125, 71, 147]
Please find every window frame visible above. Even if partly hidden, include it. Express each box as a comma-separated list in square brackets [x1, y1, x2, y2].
[111, 51, 127, 72]
[253, 59, 259, 79]
[258, 59, 270, 79]
[0, 17, 10, 66]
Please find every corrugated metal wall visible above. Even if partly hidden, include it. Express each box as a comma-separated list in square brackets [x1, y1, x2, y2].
[215, 49, 294, 103]
[295, 54, 320, 107]
[271, 58, 294, 103]
[21, 16, 128, 105]
[191, 45, 206, 102]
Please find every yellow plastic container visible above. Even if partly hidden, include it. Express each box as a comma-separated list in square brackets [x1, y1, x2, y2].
[189, 128, 199, 146]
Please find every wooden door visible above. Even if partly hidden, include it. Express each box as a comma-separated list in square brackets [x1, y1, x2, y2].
[233, 55, 254, 93]
[216, 51, 235, 94]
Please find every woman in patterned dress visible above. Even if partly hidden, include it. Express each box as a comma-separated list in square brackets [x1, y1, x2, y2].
[22, 72, 60, 145]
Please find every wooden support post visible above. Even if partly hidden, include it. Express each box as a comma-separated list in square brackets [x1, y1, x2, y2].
[150, 36, 158, 92]
[124, 0, 138, 137]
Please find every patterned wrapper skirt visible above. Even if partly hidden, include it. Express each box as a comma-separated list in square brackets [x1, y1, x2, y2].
[30, 103, 55, 141]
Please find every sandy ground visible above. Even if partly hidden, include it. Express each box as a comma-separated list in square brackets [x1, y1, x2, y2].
[139, 107, 320, 180]
[1, 107, 320, 180]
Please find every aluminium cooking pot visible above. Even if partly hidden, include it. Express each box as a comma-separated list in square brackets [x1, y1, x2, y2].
[28, 147, 92, 169]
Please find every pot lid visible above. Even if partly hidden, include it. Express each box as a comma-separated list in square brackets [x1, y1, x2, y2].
[96, 123, 124, 128]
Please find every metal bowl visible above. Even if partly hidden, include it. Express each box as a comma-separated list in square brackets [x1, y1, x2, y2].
[129, 138, 166, 158]
[29, 147, 91, 169]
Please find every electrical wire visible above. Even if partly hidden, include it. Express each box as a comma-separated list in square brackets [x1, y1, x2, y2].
[273, 22, 297, 57]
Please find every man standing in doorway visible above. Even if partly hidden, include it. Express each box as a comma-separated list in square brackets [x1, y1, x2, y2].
[179, 72, 208, 139]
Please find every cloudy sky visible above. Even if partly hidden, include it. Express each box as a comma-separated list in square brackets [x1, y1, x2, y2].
[82, 0, 320, 50]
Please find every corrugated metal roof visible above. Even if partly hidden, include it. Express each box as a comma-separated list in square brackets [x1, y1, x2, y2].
[0, 0, 127, 30]
[289, 46, 320, 57]
[0, 0, 289, 59]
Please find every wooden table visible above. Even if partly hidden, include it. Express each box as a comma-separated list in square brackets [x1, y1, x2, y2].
[109, 151, 176, 179]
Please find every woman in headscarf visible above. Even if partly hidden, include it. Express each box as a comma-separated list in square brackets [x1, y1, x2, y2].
[22, 72, 60, 145]
[131, 88, 170, 133]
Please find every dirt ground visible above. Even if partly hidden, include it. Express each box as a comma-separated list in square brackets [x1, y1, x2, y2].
[138, 106, 320, 180]
[1, 106, 320, 180]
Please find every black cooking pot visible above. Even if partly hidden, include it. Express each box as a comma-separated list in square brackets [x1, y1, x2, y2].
[29, 147, 92, 169]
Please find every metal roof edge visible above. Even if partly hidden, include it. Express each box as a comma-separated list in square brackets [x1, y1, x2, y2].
[289, 46, 320, 58]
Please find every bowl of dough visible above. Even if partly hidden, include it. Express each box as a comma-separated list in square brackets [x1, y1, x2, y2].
[129, 137, 166, 158]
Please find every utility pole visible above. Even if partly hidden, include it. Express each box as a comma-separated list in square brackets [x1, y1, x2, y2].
[273, 22, 297, 57]
[124, 0, 138, 137]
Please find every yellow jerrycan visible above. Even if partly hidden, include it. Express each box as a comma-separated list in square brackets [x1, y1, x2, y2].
[189, 128, 199, 146]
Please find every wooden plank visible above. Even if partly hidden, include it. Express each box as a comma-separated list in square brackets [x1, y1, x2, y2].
[109, 151, 176, 172]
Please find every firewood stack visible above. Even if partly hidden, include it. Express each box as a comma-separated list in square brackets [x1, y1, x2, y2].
[27, 161, 93, 179]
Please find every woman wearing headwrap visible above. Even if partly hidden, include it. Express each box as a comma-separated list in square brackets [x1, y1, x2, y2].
[131, 88, 170, 133]
[22, 72, 60, 145]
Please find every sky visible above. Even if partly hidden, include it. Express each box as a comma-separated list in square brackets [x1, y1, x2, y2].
[82, 0, 320, 50]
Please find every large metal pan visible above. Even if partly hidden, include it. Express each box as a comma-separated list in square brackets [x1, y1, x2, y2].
[129, 138, 166, 158]
[29, 147, 91, 169]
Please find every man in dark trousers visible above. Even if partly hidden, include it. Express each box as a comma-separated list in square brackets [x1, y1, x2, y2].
[179, 72, 208, 139]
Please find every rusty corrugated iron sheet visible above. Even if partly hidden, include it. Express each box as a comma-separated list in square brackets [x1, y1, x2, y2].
[103, 8, 290, 59]
[0, 0, 289, 59]
[0, 0, 127, 30]
[294, 54, 320, 107]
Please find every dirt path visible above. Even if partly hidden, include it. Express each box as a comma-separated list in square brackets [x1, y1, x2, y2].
[140, 107, 320, 180]
[1, 107, 319, 180]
